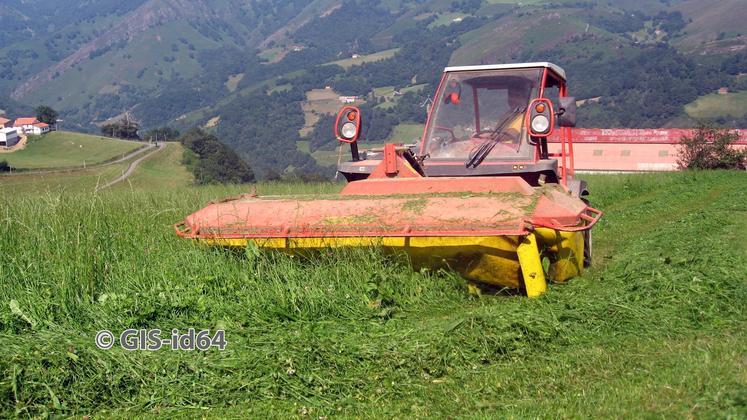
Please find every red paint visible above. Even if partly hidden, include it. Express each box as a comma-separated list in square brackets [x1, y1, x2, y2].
[384, 143, 398, 175]
[175, 177, 596, 241]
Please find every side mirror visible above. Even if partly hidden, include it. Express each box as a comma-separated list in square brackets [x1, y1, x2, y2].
[335, 106, 361, 144]
[558, 97, 577, 127]
[526, 98, 554, 138]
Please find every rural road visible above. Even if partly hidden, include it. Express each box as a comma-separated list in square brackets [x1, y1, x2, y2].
[2, 142, 157, 176]
[95, 143, 166, 191]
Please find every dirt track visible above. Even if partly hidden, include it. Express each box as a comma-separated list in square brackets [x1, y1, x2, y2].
[2, 142, 155, 176]
[95, 143, 165, 191]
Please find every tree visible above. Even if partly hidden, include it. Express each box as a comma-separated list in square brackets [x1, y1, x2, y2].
[0, 160, 10, 172]
[36, 105, 58, 126]
[101, 113, 140, 140]
[179, 127, 255, 184]
[678, 126, 746, 170]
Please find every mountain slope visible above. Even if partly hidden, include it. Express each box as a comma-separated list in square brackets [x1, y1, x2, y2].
[2, 0, 746, 177]
[1, 0, 320, 128]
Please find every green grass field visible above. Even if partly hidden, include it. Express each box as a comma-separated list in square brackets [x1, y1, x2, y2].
[387, 123, 425, 143]
[0, 162, 131, 194]
[427, 13, 471, 29]
[0, 142, 184, 195]
[111, 143, 193, 191]
[326, 48, 400, 69]
[2, 131, 144, 170]
[685, 90, 747, 119]
[0, 169, 746, 417]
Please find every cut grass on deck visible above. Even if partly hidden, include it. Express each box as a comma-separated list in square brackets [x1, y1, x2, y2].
[2, 131, 144, 170]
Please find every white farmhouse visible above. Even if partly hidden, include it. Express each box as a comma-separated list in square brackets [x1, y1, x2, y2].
[13, 117, 39, 134]
[30, 122, 50, 135]
[13, 118, 50, 135]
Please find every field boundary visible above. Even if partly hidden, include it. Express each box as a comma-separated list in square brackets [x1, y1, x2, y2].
[0, 143, 152, 175]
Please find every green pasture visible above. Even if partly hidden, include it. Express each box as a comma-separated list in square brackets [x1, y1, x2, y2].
[2, 131, 144, 170]
[0, 169, 745, 417]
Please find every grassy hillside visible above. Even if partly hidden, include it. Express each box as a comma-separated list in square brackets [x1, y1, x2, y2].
[325, 48, 400, 69]
[0, 171, 745, 417]
[672, 0, 747, 52]
[0, 141, 188, 194]
[114, 142, 194, 191]
[685, 90, 747, 119]
[0, 162, 133, 194]
[2, 131, 144, 170]
[387, 123, 425, 143]
[3, 0, 747, 177]
[6, 0, 745, 132]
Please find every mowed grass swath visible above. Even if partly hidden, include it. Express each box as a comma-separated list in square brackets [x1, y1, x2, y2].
[0, 171, 746, 417]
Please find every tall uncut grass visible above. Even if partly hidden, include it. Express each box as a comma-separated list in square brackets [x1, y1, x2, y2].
[0, 172, 745, 417]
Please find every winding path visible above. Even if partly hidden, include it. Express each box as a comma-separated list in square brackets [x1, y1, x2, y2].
[2, 142, 156, 176]
[95, 143, 166, 191]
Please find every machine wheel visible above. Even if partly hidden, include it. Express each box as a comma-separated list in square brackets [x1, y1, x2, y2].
[582, 198, 593, 268]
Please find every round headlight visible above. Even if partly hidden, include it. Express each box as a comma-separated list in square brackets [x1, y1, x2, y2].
[531, 115, 550, 133]
[341, 122, 357, 139]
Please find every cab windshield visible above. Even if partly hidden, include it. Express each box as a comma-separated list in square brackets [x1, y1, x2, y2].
[423, 68, 542, 161]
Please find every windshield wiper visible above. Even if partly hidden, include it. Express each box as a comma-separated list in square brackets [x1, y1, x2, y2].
[465, 106, 525, 169]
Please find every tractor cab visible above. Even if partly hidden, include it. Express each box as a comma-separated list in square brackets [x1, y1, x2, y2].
[336, 62, 578, 187]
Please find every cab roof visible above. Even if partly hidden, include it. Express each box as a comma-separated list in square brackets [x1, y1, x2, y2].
[443, 62, 566, 81]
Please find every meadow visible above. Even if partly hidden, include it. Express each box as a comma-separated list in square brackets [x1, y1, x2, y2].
[685, 90, 747, 119]
[2, 131, 144, 170]
[0, 168, 745, 417]
[325, 48, 400, 69]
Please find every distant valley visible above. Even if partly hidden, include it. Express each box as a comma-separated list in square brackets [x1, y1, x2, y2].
[1, 0, 746, 178]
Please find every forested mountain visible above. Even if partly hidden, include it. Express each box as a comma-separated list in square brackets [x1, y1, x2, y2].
[2, 0, 746, 178]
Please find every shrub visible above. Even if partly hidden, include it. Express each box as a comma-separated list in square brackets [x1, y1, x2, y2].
[179, 127, 255, 184]
[677, 126, 746, 170]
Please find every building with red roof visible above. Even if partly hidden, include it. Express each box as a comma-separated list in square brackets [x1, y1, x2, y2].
[30, 122, 50, 135]
[13, 117, 51, 135]
[13, 117, 39, 134]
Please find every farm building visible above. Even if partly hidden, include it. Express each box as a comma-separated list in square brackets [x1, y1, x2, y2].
[0, 117, 11, 128]
[30, 122, 50, 135]
[547, 129, 747, 172]
[339, 96, 357, 104]
[13, 117, 40, 134]
[13, 118, 50, 135]
[0, 127, 19, 148]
